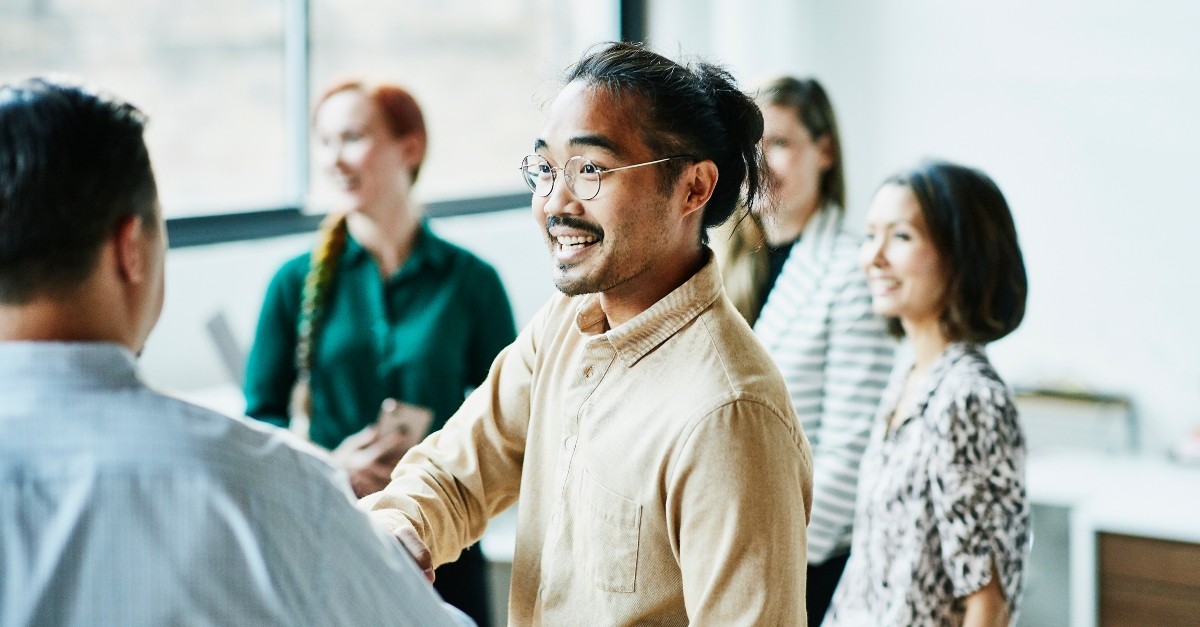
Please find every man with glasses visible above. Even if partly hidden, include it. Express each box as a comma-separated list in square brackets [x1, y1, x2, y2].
[365, 42, 814, 625]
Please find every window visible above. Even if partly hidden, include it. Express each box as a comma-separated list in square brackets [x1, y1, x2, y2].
[310, 1, 619, 208]
[1, 0, 289, 216]
[1, 0, 621, 223]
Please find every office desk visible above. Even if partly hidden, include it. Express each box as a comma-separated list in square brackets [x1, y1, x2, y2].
[1027, 451, 1200, 627]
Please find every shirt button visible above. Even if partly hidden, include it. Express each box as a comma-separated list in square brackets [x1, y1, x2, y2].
[582, 365, 594, 378]
[563, 435, 576, 450]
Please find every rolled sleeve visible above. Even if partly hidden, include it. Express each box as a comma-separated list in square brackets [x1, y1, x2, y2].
[930, 384, 1027, 602]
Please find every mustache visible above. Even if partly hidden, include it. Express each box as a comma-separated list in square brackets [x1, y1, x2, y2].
[546, 215, 604, 238]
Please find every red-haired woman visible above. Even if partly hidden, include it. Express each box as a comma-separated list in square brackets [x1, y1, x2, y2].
[244, 79, 514, 626]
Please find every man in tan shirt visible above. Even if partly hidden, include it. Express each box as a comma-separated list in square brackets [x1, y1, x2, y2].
[363, 42, 814, 626]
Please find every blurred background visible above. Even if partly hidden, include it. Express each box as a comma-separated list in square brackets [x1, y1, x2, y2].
[4, 1, 1199, 625]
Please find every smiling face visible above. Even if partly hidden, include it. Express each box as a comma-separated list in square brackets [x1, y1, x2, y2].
[531, 81, 702, 313]
[758, 103, 833, 244]
[312, 89, 413, 214]
[859, 183, 950, 336]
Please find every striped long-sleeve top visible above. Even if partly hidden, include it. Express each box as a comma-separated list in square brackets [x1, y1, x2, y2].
[754, 206, 896, 564]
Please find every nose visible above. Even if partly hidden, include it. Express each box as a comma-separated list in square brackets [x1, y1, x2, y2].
[540, 171, 582, 217]
[860, 234, 887, 271]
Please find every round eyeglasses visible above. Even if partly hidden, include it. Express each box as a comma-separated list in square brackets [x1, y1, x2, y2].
[518, 154, 692, 201]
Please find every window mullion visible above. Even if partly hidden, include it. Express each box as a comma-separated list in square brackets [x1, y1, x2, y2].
[284, 0, 312, 210]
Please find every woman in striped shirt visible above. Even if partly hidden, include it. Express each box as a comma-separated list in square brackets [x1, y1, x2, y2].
[713, 76, 895, 624]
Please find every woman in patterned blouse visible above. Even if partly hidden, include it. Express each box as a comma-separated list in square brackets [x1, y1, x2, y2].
[825, 160, 1029, 627]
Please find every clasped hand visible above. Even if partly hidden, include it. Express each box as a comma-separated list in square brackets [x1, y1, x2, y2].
[331, 422, 416, 498]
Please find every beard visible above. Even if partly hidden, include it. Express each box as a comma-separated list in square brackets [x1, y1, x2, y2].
[551, 260, 602, 296]
[544, 214, 608, 296]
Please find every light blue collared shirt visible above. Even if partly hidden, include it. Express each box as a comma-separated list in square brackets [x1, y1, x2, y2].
[0, 341, 472, 627]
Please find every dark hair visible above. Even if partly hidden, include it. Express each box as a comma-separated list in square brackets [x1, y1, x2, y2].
[883, 160, 1027, 343]
[757, 76, 846, 211]
[315, 79, 428, 182]
[0, 76, 158, 304]
[564, 42, 766, 245]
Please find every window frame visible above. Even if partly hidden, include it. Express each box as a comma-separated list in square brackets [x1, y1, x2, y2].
[165, 0, 647, 249]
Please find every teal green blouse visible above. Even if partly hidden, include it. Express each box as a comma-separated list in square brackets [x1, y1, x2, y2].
[243, 223, 517, 450]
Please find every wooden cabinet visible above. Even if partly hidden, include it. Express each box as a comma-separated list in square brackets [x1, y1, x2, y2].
[1099, 533, 1200, 627]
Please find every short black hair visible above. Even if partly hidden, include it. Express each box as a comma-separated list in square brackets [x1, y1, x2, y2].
[884, 160, 1027, 343]
[0, 76, 158, 304]
[565, 42, 766, 245]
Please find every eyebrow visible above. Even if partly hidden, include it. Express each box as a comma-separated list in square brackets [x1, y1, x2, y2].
[533, 134, 621, 156]
[866, 218, 916, 229]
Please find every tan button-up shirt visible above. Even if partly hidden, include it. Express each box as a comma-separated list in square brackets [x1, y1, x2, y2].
[364, 256, 814, 626]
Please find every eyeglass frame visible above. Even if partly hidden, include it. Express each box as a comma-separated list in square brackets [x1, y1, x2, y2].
[518, 154, 694, 201]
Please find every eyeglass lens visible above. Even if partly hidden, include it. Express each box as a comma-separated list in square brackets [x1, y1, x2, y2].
[520, 156, 602, 200]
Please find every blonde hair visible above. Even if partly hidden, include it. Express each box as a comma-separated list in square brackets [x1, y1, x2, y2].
[711, 210, 769, 326]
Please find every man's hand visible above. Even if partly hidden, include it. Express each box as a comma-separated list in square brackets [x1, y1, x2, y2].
[331, 425, 414, 498]
[391, 517, 436, 583]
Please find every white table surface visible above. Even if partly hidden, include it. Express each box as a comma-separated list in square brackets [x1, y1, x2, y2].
[1028, 449, 1200, 543]
[1027, 449, 1200, 627]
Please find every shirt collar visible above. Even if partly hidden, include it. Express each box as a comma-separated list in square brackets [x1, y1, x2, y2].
[0, 341, 140, 393]
[889, 340, 984, 429]
[342, 221, 453, 278]
[573, 251, 724, 368]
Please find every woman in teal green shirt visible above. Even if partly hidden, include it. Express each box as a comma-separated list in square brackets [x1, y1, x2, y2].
[244, 221, 516, 454]
[243, 79, 514, 627]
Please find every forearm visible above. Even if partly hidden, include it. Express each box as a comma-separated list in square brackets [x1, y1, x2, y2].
[364, 334, 532, 565]
[961, 561, 1011, 627]
[363, 424, 505, 566]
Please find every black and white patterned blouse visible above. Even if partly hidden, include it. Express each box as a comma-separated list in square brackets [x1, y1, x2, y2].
[825, 342, 1029, 627]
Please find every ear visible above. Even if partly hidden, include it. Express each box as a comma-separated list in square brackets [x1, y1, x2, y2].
[815, 133, 836, 171]
[114, 215, 148, 285]
[398, 133, 425, 168]
[680, 160, 720, 219]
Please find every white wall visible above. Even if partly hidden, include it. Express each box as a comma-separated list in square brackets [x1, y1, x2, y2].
[146, 2, 1200, 454]
[141, 207, 554, 400]
[650, 0, 1200, 454]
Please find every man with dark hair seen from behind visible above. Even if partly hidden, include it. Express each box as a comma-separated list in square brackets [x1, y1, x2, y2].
[0, 77, 471, 626]
[363, 42, 814, 625]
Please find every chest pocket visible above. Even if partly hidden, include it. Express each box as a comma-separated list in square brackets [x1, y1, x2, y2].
[583, 469, 642, 593]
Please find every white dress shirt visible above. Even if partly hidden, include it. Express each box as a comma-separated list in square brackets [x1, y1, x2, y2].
[0, 341, 471, 627]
